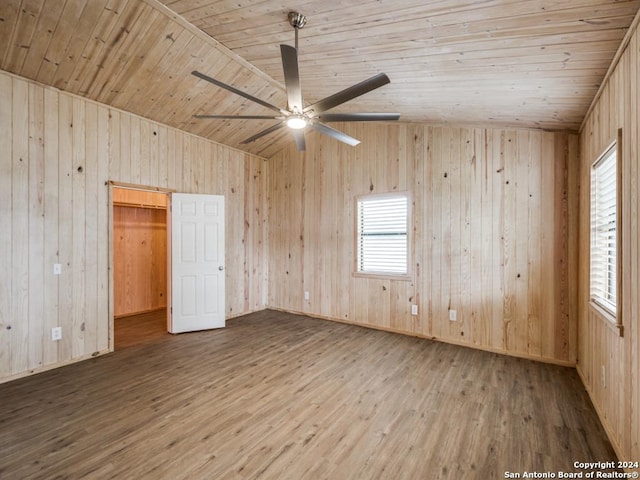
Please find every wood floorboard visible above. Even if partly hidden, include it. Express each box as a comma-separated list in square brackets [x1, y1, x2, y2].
[0, 310, 618, 479]
[114, 309, 168, 349]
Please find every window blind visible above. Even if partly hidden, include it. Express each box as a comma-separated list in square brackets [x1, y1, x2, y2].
[357, 195, 408, 274]
[590, 145, 617, 315]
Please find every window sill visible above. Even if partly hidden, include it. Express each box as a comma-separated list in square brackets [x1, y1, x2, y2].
[353, 272, 413, 282]
[589, 301, 624, 337]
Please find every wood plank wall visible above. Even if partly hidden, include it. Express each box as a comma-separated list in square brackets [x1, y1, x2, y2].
[113, 188, 168, 318]
[578, 20, 640, 464]
[267, 123, 578, 365]
[0, 70, 268, 383]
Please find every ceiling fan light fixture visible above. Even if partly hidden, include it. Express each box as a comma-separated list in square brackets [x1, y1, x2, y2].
[286, 115, 307, 129]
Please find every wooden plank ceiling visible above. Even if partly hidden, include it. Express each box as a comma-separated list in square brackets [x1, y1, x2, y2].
[1, 0, 639, 158]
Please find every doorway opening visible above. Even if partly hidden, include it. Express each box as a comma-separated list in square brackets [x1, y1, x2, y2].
[112, 186, 169, 349]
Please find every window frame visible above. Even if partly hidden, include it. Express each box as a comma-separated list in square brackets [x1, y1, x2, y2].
[589, 131, 623, 336]
[353, 192, 412, 281]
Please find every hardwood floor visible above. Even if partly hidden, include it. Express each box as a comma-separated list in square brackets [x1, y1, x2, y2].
[0, 310, 617, 479]
[115, 309, 168, 349]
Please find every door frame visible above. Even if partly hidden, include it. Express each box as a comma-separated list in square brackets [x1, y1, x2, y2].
[108, 181, 174, 350]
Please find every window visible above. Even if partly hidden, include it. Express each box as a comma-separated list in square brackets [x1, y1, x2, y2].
[590, 141, 618, 318]
[356, 193, 408, 276]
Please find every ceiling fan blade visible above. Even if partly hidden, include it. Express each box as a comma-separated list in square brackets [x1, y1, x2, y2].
[318, 112, 400, 122]
[192, 70, 283, 114]
[304, 73, 390, 115]
[292, 129, 306, 151]
[240, 122, 285, 144]
[280, 45, 303, 112]
[310, 122, 360, 147]
[194, 114, 282, 120]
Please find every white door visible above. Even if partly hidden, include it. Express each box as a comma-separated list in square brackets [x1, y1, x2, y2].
[169, 193, 225, 333]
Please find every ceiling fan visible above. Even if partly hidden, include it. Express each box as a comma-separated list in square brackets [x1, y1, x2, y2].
[191, 12, 400, 151]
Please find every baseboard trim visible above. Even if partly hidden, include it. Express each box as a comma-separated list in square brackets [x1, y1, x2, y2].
[0, 348, 113, 385]
[268, 307, 577, 368]
[227, 306, 267, 321]
[576, 365, 626, 464]
[115, 306, 167, 319]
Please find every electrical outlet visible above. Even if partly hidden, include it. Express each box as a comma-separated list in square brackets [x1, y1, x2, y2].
[304, 291, 310, 301]
[449, 309, 457, 321]
[601, 365, 606, 388]
[51, 327, 62, 341]
[53, 263, 61, 275]
[411, 304, 418, 316]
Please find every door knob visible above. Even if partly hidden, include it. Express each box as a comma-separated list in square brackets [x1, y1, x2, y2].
[218, 266, 224, 271]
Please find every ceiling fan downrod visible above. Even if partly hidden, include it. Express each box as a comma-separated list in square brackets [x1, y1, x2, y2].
[288, 12, 307, 51]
